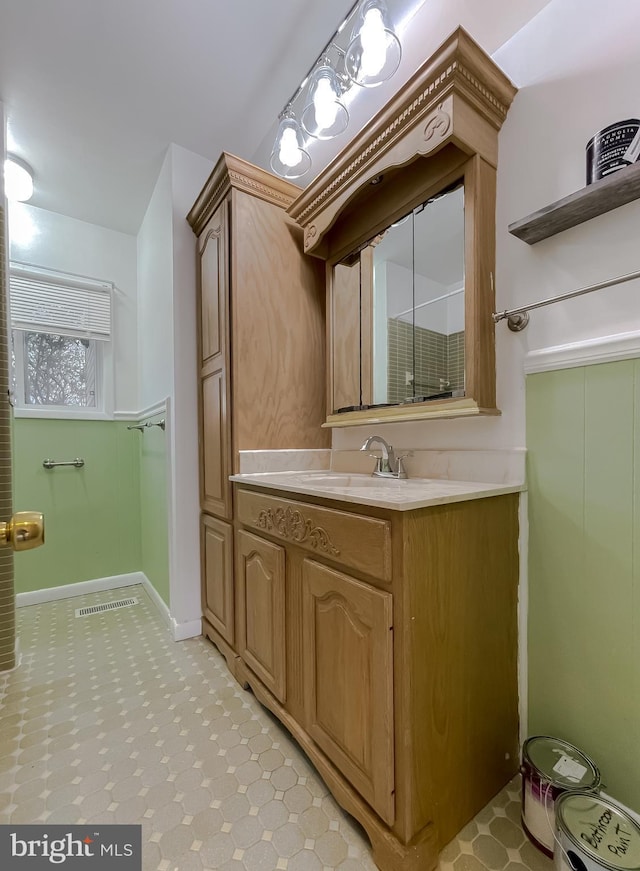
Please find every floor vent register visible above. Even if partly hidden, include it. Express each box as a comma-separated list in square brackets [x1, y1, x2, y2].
[75, 597, 139, 618]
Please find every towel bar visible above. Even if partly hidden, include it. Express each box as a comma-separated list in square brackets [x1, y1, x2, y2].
[42, 458, 85, 470]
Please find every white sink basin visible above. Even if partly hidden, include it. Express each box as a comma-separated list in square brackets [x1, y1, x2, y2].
[294, 473, 405, 488]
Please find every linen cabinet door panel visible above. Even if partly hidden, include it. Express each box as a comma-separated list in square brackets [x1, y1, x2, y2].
[198, 202, 227, 367]
[201, 368, 231, 518]
[201, 515, 234, 645]
[237, 530, 286, 703]
[302, 559, 395, 825]
[198, 199, 231, 519]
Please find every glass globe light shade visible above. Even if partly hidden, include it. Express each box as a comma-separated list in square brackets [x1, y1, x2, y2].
[345, 0, 402, 88]
[270, 114, 312, 179]
[4, 156, 34, 202]
[301, 65, 349, 139]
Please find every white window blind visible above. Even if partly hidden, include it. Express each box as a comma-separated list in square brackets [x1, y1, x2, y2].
[9, 263, 112, 341]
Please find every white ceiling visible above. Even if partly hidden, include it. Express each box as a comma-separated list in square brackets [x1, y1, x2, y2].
[0, 0, 354, 234]
[0, 0, 554, 237]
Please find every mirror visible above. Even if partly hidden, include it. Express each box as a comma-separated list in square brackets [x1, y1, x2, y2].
[331, 183, 465, 414]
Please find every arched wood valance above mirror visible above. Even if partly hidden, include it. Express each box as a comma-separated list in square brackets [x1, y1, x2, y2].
[288, 27, 517, 427]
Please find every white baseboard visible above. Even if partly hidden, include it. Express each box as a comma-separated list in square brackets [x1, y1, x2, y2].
[16, 572, 144, 608]
[139, 577, 201, 641]
[16, 570, 202, 644]
[139, 574, 171, 629]
[171, 617, 202, 642]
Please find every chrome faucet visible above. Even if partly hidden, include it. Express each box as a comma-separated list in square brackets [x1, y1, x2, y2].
[360, 436, 408, 479]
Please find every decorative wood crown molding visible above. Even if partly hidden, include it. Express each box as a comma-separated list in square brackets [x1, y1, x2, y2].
[187, 152, 302, 235]
[288, 27, 517, 252]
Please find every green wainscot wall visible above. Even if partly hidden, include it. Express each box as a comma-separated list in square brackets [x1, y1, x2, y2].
[13, 417, 169, 607]
[526, 359, 640, 812]
[138, 418, 170, 607]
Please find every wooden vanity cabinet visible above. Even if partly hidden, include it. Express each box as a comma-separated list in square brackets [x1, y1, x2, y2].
[187, 154, 330, 674]
[234, 483, 520, 871]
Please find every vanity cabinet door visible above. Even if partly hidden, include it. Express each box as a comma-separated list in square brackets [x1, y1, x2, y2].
[302, 558, 395, 824]
[201, 514, 234, 645]
[237, 530, 286, 703]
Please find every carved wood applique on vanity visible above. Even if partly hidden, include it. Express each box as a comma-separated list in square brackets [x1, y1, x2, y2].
[256, 505, 341, 556]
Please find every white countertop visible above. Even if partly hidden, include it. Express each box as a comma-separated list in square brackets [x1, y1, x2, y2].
[229, 470, 524, 512]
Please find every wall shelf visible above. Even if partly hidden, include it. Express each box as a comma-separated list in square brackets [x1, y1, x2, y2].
[508, 161, 640, 244]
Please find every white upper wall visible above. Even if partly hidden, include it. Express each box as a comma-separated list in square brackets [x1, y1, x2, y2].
[123, 142, 213, 631]
[333, 0, 640, 452]
[495, 0, 640, 353]
[8, 201, 138, 412]
[167, 143, 213, 629]
[136, 151, 173, 410]
[6, 142, 212, 422]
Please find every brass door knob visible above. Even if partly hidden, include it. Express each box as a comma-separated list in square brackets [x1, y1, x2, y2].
[0, 511, 45, 551]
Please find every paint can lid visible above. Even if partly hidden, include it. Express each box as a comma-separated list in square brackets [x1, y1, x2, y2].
[523, 736, 601, 789]
[556, 792, 640, 871]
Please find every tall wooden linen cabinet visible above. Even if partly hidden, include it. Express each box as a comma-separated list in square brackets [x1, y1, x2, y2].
[187, 153, 330, 674]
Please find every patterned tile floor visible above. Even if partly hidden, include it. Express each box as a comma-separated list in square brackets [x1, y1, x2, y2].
[0, 585, 553, 871]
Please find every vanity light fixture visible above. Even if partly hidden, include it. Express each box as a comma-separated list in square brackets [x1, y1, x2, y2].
[270, 0, 402, 179]
[301, 61, 349, 140]
[4, 154, 34, 202]
[270, 110, 312, 179]
[345, 0, 402, 87]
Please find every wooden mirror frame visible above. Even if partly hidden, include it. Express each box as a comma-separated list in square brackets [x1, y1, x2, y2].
[288, 27, 517, 427]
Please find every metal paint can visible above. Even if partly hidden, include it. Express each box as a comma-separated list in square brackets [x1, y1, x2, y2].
[586, 119, 640, 184]
[555, 792, 640, 871]
[522, 736, 601, 856]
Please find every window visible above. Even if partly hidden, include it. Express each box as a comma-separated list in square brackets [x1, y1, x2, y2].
[9, 263, 113, 416]
[13, 331, 99, 407]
